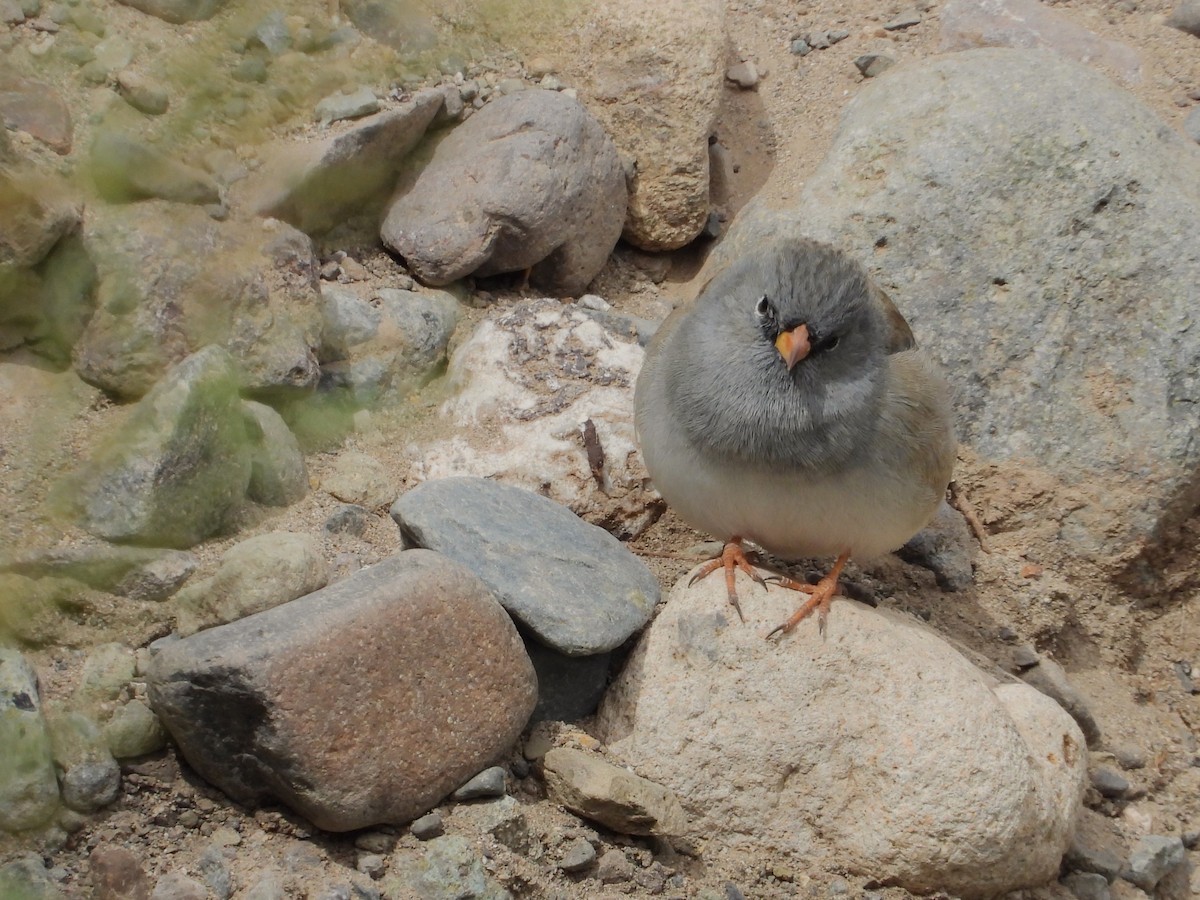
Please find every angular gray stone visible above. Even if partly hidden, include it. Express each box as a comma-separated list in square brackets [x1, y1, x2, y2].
[596, 567, 1088, 896]
[243, 401, 308, 507]
[146, 550, 537, 832]
[558, 838, 596, 873]
[89, 132, 219, 205]
[1063, 872, 1110, 900]
[318, 286, 459, 403]
[68, 347, 253, 548]
[1089, 766, 1130, 799]
[0, 648, 60, 831]
[172, 532, 329, 636]
[314, 86, 380, 123]
[714, 49, 1200, 577]
[1123, 835, 1186, 891]
[245, 90, 444, 235]
[542, 748, 687, 837]
[391, 477, 658, 655]
[75, 203, 321, 400]
[896, 500, 976, 591]
[382, 90, 626, 296]
[453, 765, 506, 800]
[114, 0, 225, 23]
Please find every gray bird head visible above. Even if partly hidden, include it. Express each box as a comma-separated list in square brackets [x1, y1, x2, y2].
[664, 238, 900, 472]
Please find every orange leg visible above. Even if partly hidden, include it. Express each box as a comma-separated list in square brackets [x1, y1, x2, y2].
[766, 550, 851, 639]
[688, 537, 766, 622]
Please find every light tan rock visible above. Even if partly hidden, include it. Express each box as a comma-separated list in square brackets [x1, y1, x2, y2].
[409, 298, 658, 541]
[538, 0, 725, 250]
[543, 747, 687, 837]
[596, 567, 1087, 897]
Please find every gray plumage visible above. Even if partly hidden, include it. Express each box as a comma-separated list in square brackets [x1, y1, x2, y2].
[635, 237, 955, 562]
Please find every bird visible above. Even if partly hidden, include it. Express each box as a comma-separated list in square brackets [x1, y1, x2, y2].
[634, 237, 955, 637]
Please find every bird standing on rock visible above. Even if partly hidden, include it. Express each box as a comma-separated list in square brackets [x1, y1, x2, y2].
[634, 237, 955, 637]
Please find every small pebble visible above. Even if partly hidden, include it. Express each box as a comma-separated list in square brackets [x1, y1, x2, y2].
[789, 38, 811, 56]
[884, 9, 923, 30]
[1112, 746, 1146, 770]
[453, 765, 507, 800]
[558, 837, 596, 873]
[827, 876, 850, 895]
[356, 853, 386, 879]
[596, 848, 635, 884]
[353, 831, 395, 854]
[1090, 767, 1130, 799]
[854, 54, 896, 78]
[1012, 645, 1040, 670]
[726, 61, 760, 89]
[410, 811, 444, 840]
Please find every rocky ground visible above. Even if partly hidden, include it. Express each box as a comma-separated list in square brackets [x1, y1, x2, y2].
[2, 0, 1200, 898]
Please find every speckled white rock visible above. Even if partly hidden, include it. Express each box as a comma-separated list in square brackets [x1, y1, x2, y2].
[409, 298, 658, 540]
[596, 567, 1087, 897]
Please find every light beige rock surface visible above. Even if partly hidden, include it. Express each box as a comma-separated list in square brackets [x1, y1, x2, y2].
[596, 566, 1088, 897]
[540, 0, 725, 250]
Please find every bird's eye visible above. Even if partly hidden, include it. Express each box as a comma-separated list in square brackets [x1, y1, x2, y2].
[811, 332, 840, 354]
[754, 295, 772, 318]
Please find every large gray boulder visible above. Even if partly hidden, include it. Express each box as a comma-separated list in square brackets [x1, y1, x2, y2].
[74, 203, 321, 401]
[381, 90, 626, 296]
[67, 346, 253, 549]
[147, 550, 537, 832]
[712, 49, 1200, 578]
[597, 568, 1087, 897]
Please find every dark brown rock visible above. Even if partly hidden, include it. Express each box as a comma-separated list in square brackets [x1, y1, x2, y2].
[89, 844, 151, 900]
[146, 550, 537, 831]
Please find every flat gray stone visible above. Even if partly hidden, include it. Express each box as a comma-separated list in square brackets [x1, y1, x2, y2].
[391, 477, 658, 655]
[68, 346, 252, 549]
[147, 550, 537, 832]
[0, 648, 59, 831]
[1123, 835, 1186, 891]
[245, 90, 444, 235]
[382, 90, 626, 296]
[1166, 0, 1200, 37]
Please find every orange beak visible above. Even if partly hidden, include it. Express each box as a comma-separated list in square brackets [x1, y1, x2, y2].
[774, 323, 811, 371]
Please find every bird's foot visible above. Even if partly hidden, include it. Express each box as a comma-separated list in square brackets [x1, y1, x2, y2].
[766, 550, 850, 640]
[688, 537, 766, 623]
